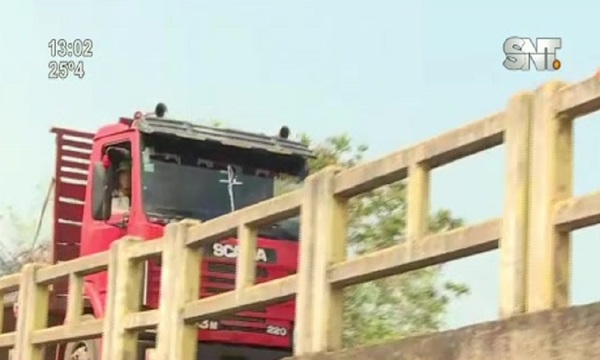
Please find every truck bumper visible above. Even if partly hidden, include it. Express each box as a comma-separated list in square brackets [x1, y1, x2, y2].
[143, 342, 292, 360]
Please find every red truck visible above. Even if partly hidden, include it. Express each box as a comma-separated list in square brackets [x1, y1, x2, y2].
[47, 104, 312, 360]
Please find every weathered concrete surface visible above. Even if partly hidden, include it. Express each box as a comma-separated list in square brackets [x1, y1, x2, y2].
[286, 301, 600, 360]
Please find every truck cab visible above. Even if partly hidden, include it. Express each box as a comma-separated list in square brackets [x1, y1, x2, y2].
[52, 105, 313, 360]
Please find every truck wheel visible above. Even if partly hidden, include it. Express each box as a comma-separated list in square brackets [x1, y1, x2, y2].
[63, 315, 100, 360]
[64, 339, 99, 360]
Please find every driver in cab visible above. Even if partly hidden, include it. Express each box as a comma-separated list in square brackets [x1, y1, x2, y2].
[112, 161, 131, 215]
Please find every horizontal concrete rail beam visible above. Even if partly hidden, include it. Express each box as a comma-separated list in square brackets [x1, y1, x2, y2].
[186, 189, 302, 247]
[328, 219, 500, 288]
[31, 318, 103, 345]
[554, 190, 600, 232]
[557, 74, 600, 117]
[333, 112, 505, 198]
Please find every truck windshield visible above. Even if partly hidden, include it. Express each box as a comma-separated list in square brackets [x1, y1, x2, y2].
[143, 161, 274, 220]
[140, 138, 301, 242]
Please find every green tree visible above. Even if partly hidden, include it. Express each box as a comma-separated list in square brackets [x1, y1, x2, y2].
[0, 183, 53, 275]
[284, 133, 469, 347]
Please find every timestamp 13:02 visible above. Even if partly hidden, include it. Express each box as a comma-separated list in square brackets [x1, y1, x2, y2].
[48, 39, 94, 58]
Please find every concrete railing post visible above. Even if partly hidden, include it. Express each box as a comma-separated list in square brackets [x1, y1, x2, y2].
[295, 166, 348, 355]
[406, 162, 430, 245]
[154, 221, 202, 360]
[13, 263, 49, 360]
[527, 81, 573, 312]
[101, 236, 144, 360]
[499, 91, 534, 318]
[294, 172, 319, 355]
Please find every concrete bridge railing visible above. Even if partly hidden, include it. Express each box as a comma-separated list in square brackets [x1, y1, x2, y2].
[1, 73, 600, 360]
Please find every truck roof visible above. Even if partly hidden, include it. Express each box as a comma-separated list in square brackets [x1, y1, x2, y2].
[136, 117, 315, 159]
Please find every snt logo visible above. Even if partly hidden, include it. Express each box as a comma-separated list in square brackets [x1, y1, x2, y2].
[503, 37, 562, 71]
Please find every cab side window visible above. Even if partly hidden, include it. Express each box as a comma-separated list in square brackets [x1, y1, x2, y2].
[108, 142, 132, 216]
[91, 141, 132, 219]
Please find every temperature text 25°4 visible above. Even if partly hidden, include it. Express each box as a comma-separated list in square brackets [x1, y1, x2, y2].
[48, 61, 86, 79]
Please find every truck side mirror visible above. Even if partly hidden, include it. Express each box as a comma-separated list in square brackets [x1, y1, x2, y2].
[92, 162, 112, 221]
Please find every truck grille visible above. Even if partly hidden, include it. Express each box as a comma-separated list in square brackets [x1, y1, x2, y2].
[207, 262, 268, 279]
[203, 261, 269, 323]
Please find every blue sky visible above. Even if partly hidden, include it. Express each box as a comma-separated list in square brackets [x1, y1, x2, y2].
[1, 0, 599, 329]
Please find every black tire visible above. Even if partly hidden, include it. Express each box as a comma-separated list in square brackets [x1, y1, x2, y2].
[63, 315, 100, 360]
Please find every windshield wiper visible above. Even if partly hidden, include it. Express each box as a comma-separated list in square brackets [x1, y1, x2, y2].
[219, 165, 243, 212]
[148, 207, 195, 219]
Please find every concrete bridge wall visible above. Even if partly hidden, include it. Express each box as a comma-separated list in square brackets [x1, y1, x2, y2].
[286, 301, 600, 360]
